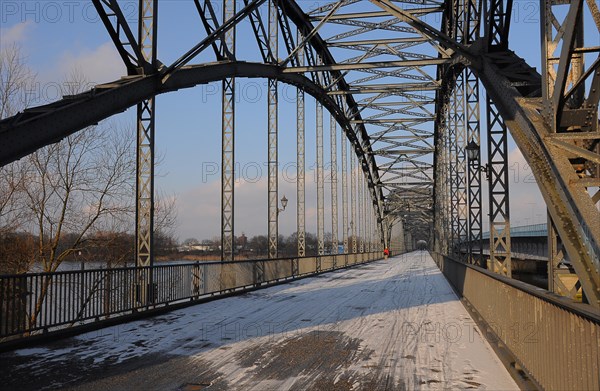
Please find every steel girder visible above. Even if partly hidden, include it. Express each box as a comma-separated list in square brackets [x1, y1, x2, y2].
[134, 0, 158, 307]
[485, 97, 512, 277]
[296, 31, 306, 259]
[316, 97, 325, 258]
[283, 1, 391, 243]
[301, 1, 447, 245]
[351, 149, 358, 253]
[0, 58, 383, 258]
[429, 0, 598, 306]
[301, 0, 599, 306]
[197, 0, 238, 262]
[267, 0, 279, 260]
[342, 130, 349, 253]
[91, 0, 150, 75]
[476, 51, 599, 307]
[0, 62, 371, 171]
[540, 0, 600, 302]
[331, 113, 339, 257]
[465, 67, 483, 267]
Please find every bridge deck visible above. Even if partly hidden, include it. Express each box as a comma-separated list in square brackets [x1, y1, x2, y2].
[1, 252, 517, 390]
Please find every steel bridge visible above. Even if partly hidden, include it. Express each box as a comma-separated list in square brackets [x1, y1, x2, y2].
[0, 0, 599, 389]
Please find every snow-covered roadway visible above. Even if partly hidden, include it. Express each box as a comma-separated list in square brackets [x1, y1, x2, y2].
[1, 251, 518, 390]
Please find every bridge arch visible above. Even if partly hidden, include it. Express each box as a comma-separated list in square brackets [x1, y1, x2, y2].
[0, 0, 597, 304]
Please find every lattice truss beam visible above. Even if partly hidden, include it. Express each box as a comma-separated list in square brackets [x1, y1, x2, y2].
[537, 0, 600, 303]
[304, 0, 448, 244]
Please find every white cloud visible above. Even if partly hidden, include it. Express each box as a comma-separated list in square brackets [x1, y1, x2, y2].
[174, 170, 323, 240]
[174, 147, 548, 240]
[55, 41, 124, 85]
[0, 21, 33, 47]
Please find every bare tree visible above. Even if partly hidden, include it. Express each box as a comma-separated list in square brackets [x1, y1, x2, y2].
[0, 44, 37, 273]
[0, 48, 179, 328]
[154, 192, 179, 256]
[0, 161, 26, 237]
[24, 123, 135, 273]
[0, 43, 36, 119]
[23, 122, 135, 325]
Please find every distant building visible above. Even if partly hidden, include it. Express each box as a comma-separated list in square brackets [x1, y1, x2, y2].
[179, 244, 213, 252]
[237, 233, 248, 250]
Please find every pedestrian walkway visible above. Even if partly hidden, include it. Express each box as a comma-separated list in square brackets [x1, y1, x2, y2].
[0, 251, 518, 390]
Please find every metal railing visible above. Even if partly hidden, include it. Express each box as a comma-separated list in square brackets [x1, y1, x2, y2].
[433, 252, 600, 391]
[0, 252, 381, 342]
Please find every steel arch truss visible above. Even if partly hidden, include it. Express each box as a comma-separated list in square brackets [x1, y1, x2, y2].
[0, 0, 598, 308]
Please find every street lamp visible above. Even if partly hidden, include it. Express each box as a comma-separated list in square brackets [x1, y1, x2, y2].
[278, 195, 288, 215]
[465, 140, 480, 162]
[465, 140, 490, 180]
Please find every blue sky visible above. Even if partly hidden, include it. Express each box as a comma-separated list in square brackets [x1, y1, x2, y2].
[1, 1, 595, 241]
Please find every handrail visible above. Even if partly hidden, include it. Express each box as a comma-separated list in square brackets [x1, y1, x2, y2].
[0, 252, 382, 343]
[439, 253, 599, 322]
[434, 252, 600, 390]
[0, 253, 364, 279]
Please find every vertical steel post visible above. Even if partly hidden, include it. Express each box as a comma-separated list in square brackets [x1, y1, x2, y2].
[358, 171, 364, 253]
[464, 0, 483, 265]
[547, 213, 560, 294]
[483, 0, 512, 276]
[455, 72, 468, 259]
[342, 134, 349, 254]
[548, 212, 581, 300]
[267, 0, 278, 259]
[330, 114, 338, 257]
[434, 88, 450, 257]
[351, 150, 357, 253]
[296, 31, 305, 258]
[135, 0, 157, 269]
[135, 0, 157, 304]
[465, 68, 483, 267]
[439, 139, 447, 256]
[316, 99, 325, 258]
[444, 112, 452, 256]
[365, 176, 368, 253]
[448, 86, 459, 254]
[221, 0, 236, 262]
[486, 97, 511, 276]
[372, 204, 376, 252]
[367, 196, 372, 252]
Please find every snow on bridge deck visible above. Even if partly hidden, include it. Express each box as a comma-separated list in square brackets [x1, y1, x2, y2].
[1, 252, 517, 390]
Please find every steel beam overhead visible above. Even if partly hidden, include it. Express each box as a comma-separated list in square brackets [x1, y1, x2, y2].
[92, 0, 149, 75]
